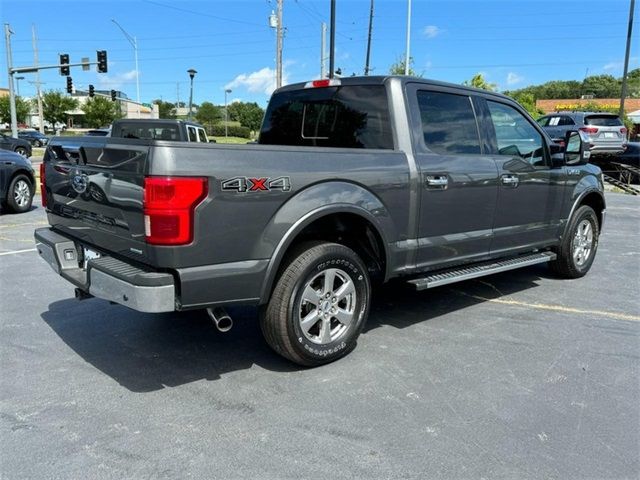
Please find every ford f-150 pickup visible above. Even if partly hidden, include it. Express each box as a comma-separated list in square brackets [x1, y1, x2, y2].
[35, 76, 605, 366]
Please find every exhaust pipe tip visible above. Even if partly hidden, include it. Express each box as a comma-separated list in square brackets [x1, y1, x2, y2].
[206, 307, 233, 333]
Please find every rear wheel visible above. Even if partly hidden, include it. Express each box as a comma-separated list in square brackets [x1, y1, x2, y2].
[5, 174, 34, 213]
[261, 242, 371, 366]
[550, 205, 599, 278]
[14, 146, 28, 157]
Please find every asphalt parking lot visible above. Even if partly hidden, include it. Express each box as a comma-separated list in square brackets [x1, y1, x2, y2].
[1, 193, 638, 480]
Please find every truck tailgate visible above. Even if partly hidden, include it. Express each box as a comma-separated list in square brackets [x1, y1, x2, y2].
[43, 138, 150, 261]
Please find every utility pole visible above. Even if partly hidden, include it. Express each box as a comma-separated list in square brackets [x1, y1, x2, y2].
[320, 22, 327, 79]
[404, 0, 412, 75]
[4, 24, 18, 137]
[329, 0, 336, 79]
[32, 25, 44, 133]
[364, 0, 374, 75]
[276, 0, 284, 88]
[619, 0, 635, 119]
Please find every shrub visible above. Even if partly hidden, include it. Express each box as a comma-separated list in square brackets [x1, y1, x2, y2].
[208, 124, 251, 138]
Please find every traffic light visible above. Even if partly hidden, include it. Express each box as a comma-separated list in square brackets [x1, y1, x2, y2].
[88, 85, 95, 97]
[59, 53, 70, 76]
[97, 50, 108, 73]
[110, 90, 116, 101]
[66, 77, 73, 94]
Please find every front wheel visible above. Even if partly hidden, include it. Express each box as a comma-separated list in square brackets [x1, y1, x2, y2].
[550, 205, 599, 278]
[261, 242, 371, 366]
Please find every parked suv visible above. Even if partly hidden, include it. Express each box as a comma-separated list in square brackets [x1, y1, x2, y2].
[537, 112, 626, 156]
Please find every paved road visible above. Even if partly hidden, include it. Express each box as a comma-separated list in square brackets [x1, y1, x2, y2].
[1, 194, 638, 479]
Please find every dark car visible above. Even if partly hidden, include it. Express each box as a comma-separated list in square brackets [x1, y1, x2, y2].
[537, 112, 627, 156]
[0, 133, 32, 158]
[17, 130, 50, 147]
[0, 150, 36, 213]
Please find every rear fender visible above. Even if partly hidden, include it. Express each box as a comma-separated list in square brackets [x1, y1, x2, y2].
[256, 181, 395, 304]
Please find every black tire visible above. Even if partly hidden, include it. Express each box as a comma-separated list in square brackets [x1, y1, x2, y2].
[5, 174, 34, 213]
[261, 241, 371, 367]
[550, 205, 599, 278]
[14, 146, 28, 157]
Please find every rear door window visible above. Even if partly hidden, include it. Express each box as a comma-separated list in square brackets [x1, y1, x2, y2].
[260, 85, 393, 149]
[559, 116, 575, 126]
[584, 115, 622, 126]
[416, 90, 481, 155]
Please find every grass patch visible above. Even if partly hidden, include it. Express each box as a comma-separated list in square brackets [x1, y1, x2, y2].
[211, 136, 254, 144]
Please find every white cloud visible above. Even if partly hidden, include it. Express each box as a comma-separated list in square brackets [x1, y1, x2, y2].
[423, 25, 442, 39]
[506, 72, 524, 86]
[603, 57, 638, 72]
[97, 70, 137, 91]
[225, 67, 289, 95]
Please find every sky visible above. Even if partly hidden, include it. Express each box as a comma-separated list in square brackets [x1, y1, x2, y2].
[1, 0, 638, 108]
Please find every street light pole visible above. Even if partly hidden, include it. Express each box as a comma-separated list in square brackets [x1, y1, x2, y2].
[4, 23, 18, 137]
[225, 89, 232, 138]
[111, 19, 140, 118]
[187, 69, 197, 120]
[404, 0, 412, 75]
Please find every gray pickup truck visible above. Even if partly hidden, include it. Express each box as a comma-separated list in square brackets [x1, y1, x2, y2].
[35, 76, 605, 366]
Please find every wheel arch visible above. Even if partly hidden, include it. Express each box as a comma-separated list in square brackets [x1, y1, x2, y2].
[258, 205, 390, 305]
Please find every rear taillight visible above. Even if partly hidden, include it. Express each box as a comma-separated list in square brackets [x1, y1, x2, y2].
[620, 127, 628, 135]
[39, 162, 46, 207]
[143, 176, 208, 245]
[579, 127, 599, 134]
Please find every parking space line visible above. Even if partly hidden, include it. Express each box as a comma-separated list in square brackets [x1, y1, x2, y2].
[0, 248, 37, 256]
[456, 291, 640, 322]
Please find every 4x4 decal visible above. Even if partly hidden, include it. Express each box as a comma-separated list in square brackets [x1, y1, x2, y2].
[221, 176, 291, 193]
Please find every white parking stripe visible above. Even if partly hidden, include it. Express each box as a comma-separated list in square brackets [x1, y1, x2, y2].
[0, 248, 37, 256]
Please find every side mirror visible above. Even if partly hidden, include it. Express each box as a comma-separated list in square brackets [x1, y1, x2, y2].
[564, 130, 591, 166]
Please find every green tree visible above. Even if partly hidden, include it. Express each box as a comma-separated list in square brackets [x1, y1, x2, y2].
[582, 74, 620, 98]
[195, 102, 222, 130]
[463, 73, 496, 91]
[623, 68, 639, 98]
[42, 90, 78, 127]
[154, 99, 176, 119]
[81, 96, 122, 127]
[227, 101, 265, 132]
[509, 92, 545, 118]
[389, 56, 419, 76]
[0, 96, 32, 124]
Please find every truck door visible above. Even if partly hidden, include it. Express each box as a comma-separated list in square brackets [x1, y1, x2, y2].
[406, 85, 499, 269]
[478, 98, 566, 254]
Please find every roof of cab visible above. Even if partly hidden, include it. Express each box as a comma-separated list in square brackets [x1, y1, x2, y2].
[273, 75, 514, 103]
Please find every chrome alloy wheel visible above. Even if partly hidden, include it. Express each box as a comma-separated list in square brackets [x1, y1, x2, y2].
[13, 179, 31, 207]
[298, 268, 357, 345]
[572, 219, 593, 266]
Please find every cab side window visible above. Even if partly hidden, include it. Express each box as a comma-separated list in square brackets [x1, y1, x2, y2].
[417, 90, 481, 155]
[487, 101, 546, 166]
[559, 116, 575, 126]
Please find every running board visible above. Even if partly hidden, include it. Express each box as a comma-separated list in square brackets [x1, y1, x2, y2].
[407, 252, 557, 291]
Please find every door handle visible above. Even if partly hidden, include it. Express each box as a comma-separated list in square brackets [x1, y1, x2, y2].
[501, 174, 519, 187]
[425, 175, 448, 188]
